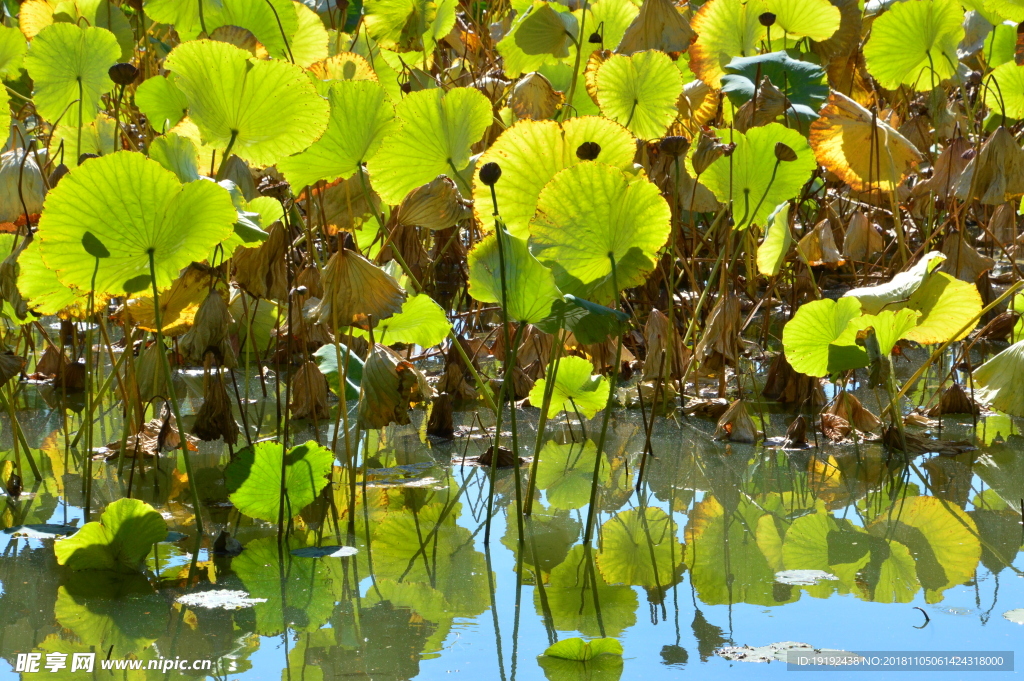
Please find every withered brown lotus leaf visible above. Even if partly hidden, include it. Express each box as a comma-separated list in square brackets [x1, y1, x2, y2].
[617, 0, 694, 54]
[510, 365, 534, 400]
[477, 445, 523, 467]
[231, 221, 288, 301]
[762, 352, 825, 406]
[319, 170, 381, 234]
[396, 175, 471, 231]
[691, 130, 728, 175]
[985, 202, 1017, 245]
[314, 249, 406, 329]
[107, 414, 199, 459]
[510, 72, 564, 121]
[904, 410, 938, 428]
[135, 342, 168, 401]
[357, 344, 430, 430]
[192, 369, 239, 445]
[842, 210, 883, 262]
[682, 397, 729, 419]
[824, 392, 880, 432]
[733, 78, 787, 133]
[35, 345, 63, 377]
[289, 360, 330, 421]
[4, 468, 20, 498]
[798, 219, 845, 268]
[427, 392, 455, 438]
[938, 231, 995, 283]
[642, 308, 689, 381]
[438, 336, 479, 400]
[53, 360, 86, 392]
[812, 0, 862, 59]
[0, 241, 27, 321]
[673, 79, 719, 139]
[714, 399, 757, 443]
[0, 352, 25, 388]
[926, 382, 980, 416]
[910, 136, 971, 199]
[810, 91, 923, 192]
[584, 49, 613, 106]
[694, 295, 741, 367]
[881, 425, 974, 455]
[820, 413, 851, 441]
[976, 310, 1020, 341]
[955, 126, 1024, 205]
[179, 289, 236, 367]
[209, 25, 269, 60]
[126, 264, 220, 337]
[783, 414, 808, 448]
[825, 54, 874, 108]
[296, 265, 323, 300]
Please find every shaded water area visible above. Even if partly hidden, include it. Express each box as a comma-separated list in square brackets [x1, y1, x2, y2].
[3, 362, 1024, 680]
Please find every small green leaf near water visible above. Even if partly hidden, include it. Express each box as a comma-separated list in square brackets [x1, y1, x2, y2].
[54, 498, 167, 573]
[225, 441, 335, 522]
[543, 636, 623, 661]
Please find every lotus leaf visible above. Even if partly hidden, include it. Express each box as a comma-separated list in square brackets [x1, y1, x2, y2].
[782, 297, 866, 377]
[756, 202, 792, 276]
[534, 439, 611, 510]
[134, 75, 188, 133]
[225, 440, 335, 522]
[468, 230, 561, 323]
[689, 0, 766, 87]
[595, 50, 683, 140]
[0, 24, 27, 80]
[54, 499, 167, 572]
[596, 507, 682, 587]
[863, 0, 963, 90]
[528, 355, 609, 419]
[364, 0, 457, 51]
[973, 339, 1024, 416]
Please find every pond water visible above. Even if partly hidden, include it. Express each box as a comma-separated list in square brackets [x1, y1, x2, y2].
[2, 370, 1024, 681]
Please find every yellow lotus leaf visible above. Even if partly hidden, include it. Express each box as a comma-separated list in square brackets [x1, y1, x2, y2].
[309, 52, 378, 82]
[313, 248, 407, 328]
[124, 264, 224, 337]
[810, 90, 923, 192]
[689, 0, 765, 87]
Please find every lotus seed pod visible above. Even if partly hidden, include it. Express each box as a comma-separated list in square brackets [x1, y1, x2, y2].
[108, 62, 140, 86]
[759, 12, 776, 26]
[479, 162, 502, 186]
[691, 133, 726, 175]
[659, 136, 690, 157]
[774, 142, 798, 162]
[588, 32, 602, 43]
[576, 141, 601, 160]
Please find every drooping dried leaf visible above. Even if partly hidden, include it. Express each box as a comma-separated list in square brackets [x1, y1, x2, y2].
[314, 249, 406, 329]
[105, 414, 198, 460]
[955, 126, 1024, 205]
[673, 78, 719, 138]
[910, 136, 971, 200]
[396, 175, 471, 230]
[510, 71, 564, 120]
[797, 219, 845, 267]
[642, 308, 689, 381]
[842, 210, 884, 262]
[820, 413, 851, 441]
[761, 352, 825, 406]
[694, 294, 741, 368]
[427, 392, 454, 438]
[733, 78, 788, 133]
[192, 369, 239, 445]
[714, 399, 757, 443]
[0, 352, 25, 388]
[810, 90, 923, 192]
[984, 202, 1017, 246]
[938, 231, 995, 282]
[811, 0, 862, 59]
[125, 264, 221, 337]
[824, 392, 880, 432]
[616, 0, 694, 54]
[231, 221, 288, 300]
[926, 383, 980, 416]
[289, 360, 330, 421]
[357, 343, 430, 430]
[178, 288, 236, 367]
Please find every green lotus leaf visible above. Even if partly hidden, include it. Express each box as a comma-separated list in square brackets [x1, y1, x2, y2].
[591, 0, 640, 50]
[214, 0, 300, 61]
[529, 355, 609, 419]
[986, 0, 1024, 21]
[0, 24, 27, 80]
[473, 117, 636, 240]
[686, 495, 793, 606]
[867, 496, 980, 602]
[143, 0, 212, 40]
[23, 0, 135, 61]
[134, 75, 188, 133]
[721, 51, 828, 123]
[233, 535, 337, 635]
[529, 162, 671, 292]
[353, 292, 451, 347]
[596, 507, 682, 588]
[54, 499, 167, 573]
[0, 88, 9, 142]
[537, 294, 630, 344]
[149, 132, 201, 183]
[543, 637, 623, 661]
[501, 505, 581, 572]
[534, 439, 610, 510]
[596, 49, 683, 140]
[36, 153, 235, 296]
[165, 40, 330, 167]
[973, 339, 1024, 416]
[782, 297, 866, 377]
[24, 22, 119, 125]
[313, 342, 363, 401]
[700, 123, 815, 230]
[277, 80, 398, 189]
[48, 114, 116, 163]
[364, 0, 458, 51]
[901, 271, 982, 344]
[515, 1, 579, 58]
[984, 61, 1024, 119]
[983, 21, 1017, 67]
[225, 440, 335, 522]
[863, 0, 963, 90]
[468, 229, 561, 323]
[497, 0, 571, 77]
[755, 0, 841, 42]
[17, 238, 93, 316]
[289, 1, 330, 67]
[756, 202, 792, 276]
[843, 251, 946, 314]
[368, 86, 491, 205]
[853, 308, 921, 355]
[541, 544, 637, 637]
[54, 573, 166, 658]
[689, 0, 766, 87]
